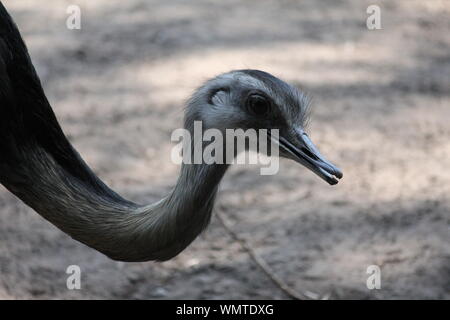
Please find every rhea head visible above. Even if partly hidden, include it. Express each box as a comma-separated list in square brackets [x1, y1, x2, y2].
[185, 69, 343, 185]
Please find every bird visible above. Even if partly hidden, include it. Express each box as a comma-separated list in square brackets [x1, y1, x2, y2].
[0, 2, 342, 262]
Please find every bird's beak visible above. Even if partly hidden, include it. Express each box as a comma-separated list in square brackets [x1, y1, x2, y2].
[271, 129, 343, 185]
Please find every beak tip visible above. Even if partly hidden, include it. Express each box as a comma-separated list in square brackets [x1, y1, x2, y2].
[326, 168, 343, 185]
[327, 176, 339, 185]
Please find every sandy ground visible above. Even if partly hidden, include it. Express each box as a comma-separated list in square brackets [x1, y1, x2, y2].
[0, 0, 449, 299]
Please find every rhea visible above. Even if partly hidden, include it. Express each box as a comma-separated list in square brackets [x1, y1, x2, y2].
[0, 3, 342, 262]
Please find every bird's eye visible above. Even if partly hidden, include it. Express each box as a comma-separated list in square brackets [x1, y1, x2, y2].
[246, 94, 270, 116]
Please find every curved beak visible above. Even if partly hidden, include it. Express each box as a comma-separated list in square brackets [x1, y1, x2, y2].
[271, 129, 343, 185]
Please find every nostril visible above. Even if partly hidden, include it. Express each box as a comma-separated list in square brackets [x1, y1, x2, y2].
[301, 147, 319, 160]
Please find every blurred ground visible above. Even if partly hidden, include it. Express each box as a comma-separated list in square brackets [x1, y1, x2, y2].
[0, 0, 449, 299]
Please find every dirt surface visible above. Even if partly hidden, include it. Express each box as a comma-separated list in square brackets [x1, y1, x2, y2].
[0, 0, 449, 299]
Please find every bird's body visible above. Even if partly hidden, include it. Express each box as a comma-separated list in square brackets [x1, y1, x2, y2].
[0, 2, 341, 262]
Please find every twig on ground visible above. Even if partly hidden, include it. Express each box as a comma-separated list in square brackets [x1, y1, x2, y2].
[215, 208, 326, 300]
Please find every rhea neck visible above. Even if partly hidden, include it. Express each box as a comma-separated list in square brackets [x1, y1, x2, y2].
[127, 123, 230, 261]
[2, 119, 230, 262]
[164, 126, 230, 229]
